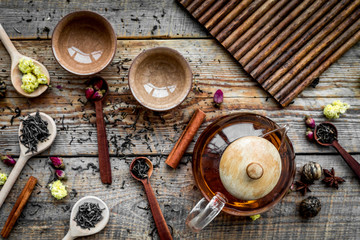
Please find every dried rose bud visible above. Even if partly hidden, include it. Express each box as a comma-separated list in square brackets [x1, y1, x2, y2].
[213, 89, 223, 107]
[50, 157, 65, 169]
[305, 115, 315, 128]
[85, 86, 95, 100]
[91, 89, 105, 100]
[93, 78, 104, 91]
[306, 128, 314, 141]
[1, 155, 16, 166]
[55, 170, 66, 180]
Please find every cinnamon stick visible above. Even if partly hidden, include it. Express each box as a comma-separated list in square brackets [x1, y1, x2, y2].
[1, 176, 37, 238]
[165, 109, 206, 169]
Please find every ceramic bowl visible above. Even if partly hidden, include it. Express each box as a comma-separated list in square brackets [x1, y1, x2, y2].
[128, 47, 192, 111]
[52, 11, 117, 75]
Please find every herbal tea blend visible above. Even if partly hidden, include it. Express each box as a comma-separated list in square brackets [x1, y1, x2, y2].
[316, 124, 337, 144]
[19, 111, 50, 153]
[131, 158, 150, 179]
[74, 202, 104, 230]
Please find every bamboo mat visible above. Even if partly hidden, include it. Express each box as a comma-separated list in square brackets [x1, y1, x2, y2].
[178, 0, 360, 107]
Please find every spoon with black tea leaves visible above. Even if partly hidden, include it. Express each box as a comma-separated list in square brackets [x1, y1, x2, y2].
[0, 112, 57, 209]
[130, 157, 173, 240]
[87, 76, 112, 184]
[0, 24, 50, 97]
[314, 122, 360, 180]
[63, 196, 110, 240]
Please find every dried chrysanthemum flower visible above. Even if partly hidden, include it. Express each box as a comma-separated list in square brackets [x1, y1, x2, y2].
[323, 100, 350, 119]
[249, 214, 261, 221]
[49, 180, 67, 200]
[0, 172, 7, 186]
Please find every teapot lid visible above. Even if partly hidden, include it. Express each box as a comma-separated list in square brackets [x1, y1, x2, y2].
[219, 136, 282, 201]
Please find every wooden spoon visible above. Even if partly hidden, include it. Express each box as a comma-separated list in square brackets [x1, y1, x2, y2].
[130, 157, 173, 240]
[314, 122, 360, 180]
[0, 112, 57, 209]
[88, 77, 112, 184]
[63, 196, 110, 240]
[0, 24, 50, 97]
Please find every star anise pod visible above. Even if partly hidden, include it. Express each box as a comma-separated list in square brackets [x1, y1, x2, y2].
[295, 180, 312, 195]
[322, 168, 345, 189]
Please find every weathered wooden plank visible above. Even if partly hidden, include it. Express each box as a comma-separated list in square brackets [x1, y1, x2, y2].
[0, 0, 209, 39]
[0, 40, 359, 156]
[0, 155, 359, 239]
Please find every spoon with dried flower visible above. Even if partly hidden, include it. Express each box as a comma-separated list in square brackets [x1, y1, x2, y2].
[0, 24, 50, 97]
[130, 157, 173, 240]
[314, 122, 360, 180]
[85, 76, 112, 184]
[63, 196, 110, 240]
[0, 112, 56, 209]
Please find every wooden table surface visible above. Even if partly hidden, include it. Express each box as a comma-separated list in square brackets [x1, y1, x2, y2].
[0, 1, 359, 239]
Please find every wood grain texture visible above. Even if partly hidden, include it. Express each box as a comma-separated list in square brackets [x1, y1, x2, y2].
[94, 100, 112, 184]
[0, 155, 359, 239]
[332, 140, 360, 181]
[141, 177, 173, 240]
[0, 40, 359, 157]
[177, 0, 360, 106]
[0, 0, 209, 39]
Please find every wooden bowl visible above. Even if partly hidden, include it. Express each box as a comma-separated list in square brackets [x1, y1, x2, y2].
[128, 47, 192, 111]
[52, 11, 116, 75]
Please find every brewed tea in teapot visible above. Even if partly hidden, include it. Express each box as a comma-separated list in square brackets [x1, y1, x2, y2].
[187, 113, 296, 232]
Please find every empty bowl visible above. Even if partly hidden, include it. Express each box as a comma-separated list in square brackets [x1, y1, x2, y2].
[52, 11, 117, 75]
[128, 47, 192, 111]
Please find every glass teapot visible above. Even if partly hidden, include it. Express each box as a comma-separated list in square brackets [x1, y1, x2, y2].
[186, 113, 295, 232]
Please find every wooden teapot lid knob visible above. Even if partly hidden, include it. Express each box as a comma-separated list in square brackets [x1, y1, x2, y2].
[246, 162, 264, 180]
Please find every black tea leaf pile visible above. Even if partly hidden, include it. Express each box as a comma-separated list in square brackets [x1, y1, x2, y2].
[131, 158, 150, 179]
[74, 202, 104, 230]
[19, 111, 50, 153]
[316, 124, 337, 144]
